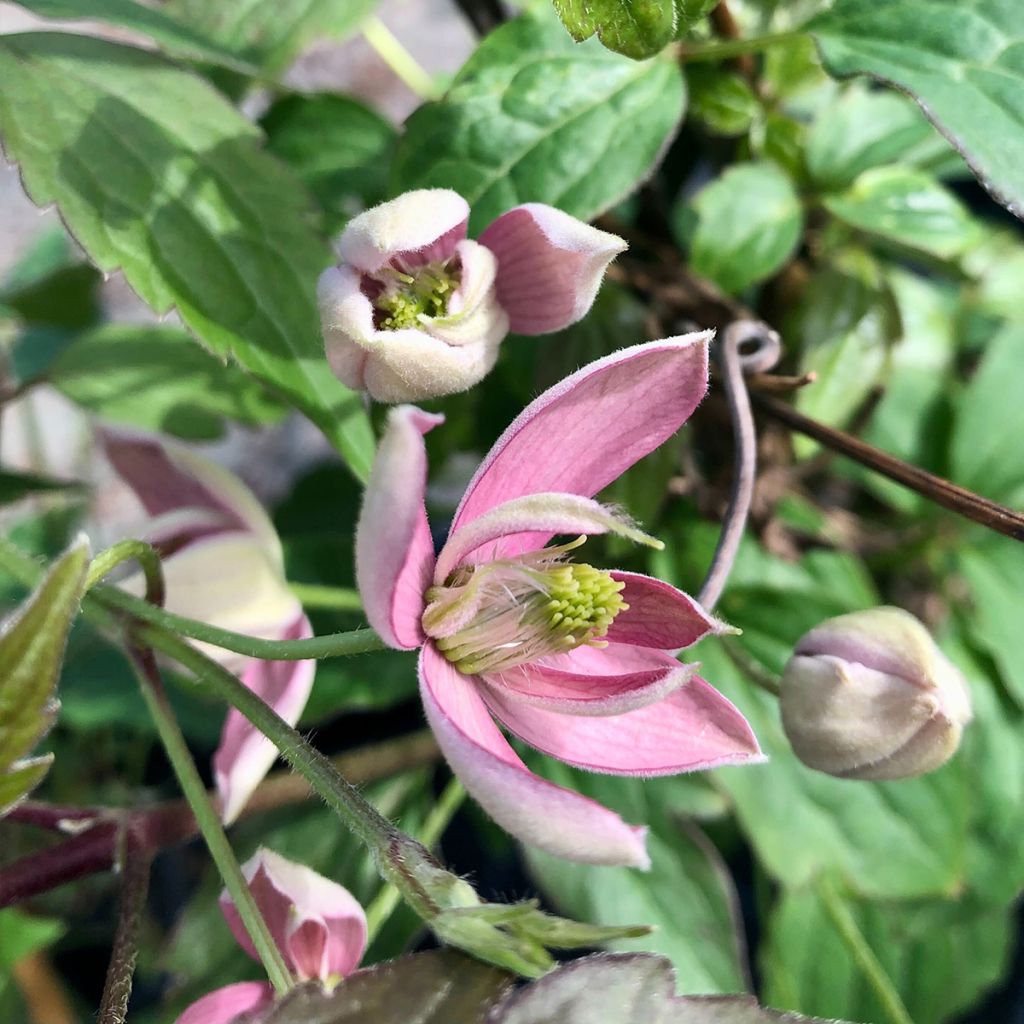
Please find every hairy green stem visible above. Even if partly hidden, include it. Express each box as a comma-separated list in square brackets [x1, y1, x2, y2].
[86, 539, 165, 607]
[127, 647, 293, 995]
[288, 581, 363, 612]
[816, 877, 915, 1024]
[677, 29, 806, 63]
[365, 778, 466, 944]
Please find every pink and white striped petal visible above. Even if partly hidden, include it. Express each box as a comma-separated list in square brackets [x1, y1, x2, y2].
[356, 406, 442, 649]
[221, 848, 367, 982]
[483, 676, 763, 776]
[450, 336, 710, 561]
[482, 644, 697, 717]
[175, 982, 273, 1024]
[337, 189, 469, 273]
[605, 572, 728, 651]
[214, 615, 316, 825]
[419, 643, 650, 867]
[479, 204, 626, 335]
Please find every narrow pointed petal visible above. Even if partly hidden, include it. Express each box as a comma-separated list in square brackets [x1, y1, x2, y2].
[450, 336, 711, 561]
[338, 189, 469, 272]
[483, 644, 696, 717]
[484, 676, 763, 776]
[434, 493, 658, 582]
[102, 428, 282, 562]
[356, 406, 442, 649]
[605, 572, 727, 651]
[419, 644, 650, 867]
[215, 616, 316, 825]
[222, 847, 367, 981]
[175, 982, 273, 1024]
[479, 204, 626, 334]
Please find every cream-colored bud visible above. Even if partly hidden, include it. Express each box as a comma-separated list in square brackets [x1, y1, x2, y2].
[780, 606, 972, 781]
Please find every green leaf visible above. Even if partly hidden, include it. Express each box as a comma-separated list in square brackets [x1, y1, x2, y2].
[524, 761, 746, 994]
[258, 951, 510, 1024]
[688, 65, 759, 136]
[762, 886, 1012, 1024]
[299, 649, 417, 724]
[49, 324, 284, 441]
[0, 469, 84, 506]
[10, 0, 259, 72]
[0, 538, 88, 815]
[261, 93, 396, 232]
[552, 0, 717, 60]
[811, 0, 1024, 217]
[824, 167, 980, 260]
[489, 954, 860, 1023]
[962, 230, 1024, 323]
[0, 908, 65, 971]
[0, 33, 374, 480]
[806, 86, 942, 191]
[684, 161, 803, 294]
[164, 0, 378, 73]
[951, 322, 1024, 504]
[392, 9, 685, 231]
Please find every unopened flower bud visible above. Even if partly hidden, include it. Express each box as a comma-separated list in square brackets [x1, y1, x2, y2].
[780, 606, 972, 781]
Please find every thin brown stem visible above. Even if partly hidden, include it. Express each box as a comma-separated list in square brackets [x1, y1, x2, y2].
[753, 394, 1024, 542]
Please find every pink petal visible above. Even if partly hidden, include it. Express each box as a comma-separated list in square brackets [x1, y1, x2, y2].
[483, 676, 763, 776]
[175, 982, 273, 1024]
[434, 492, 656, 583]
[480, 204, 626, 335]
[449, 336, 710, 562]
[482, 644, 696, 716]
[419, 643, 650, 867]
[605, 572, 727, 651]
[215, 615, 316, 825]
[221, 848, 367, 981]
[356, 406, 442, 648]
[337, 189, 469, 273]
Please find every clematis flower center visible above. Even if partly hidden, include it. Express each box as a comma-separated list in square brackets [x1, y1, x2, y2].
[371, 260, 461, 331]
[422, 538, 628, 676]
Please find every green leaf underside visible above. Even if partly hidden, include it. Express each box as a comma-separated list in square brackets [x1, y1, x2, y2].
[0, 33, 374, 479]
[50, 324, 284, 440]
[392, 9, 686, 231]
[686, 161, 803, 294]
[812, 0, 1024, 217]
[0, 540, 88, 814]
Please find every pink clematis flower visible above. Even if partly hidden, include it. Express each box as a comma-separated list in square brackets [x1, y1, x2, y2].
[318, 189, 626, 403]
[102, 431, 315, 825]
[177, 848, 367, 1024]
[355, 337, 763, 868]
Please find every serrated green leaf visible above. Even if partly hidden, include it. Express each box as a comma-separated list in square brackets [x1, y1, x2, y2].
[392, 9, 685, 232]
[824, 166, 980, 259]
[811, 0, 1024, 217]
[683, 161, 803, 294]
[11, 0, 259, 72]
[261, 93, 396, 232]
[0, 32, 374, 480]
[806, 86, 941, 191]
[49, 324, 284, 440]
[552, 0, 716, 60]
[0, 538, 88, 814]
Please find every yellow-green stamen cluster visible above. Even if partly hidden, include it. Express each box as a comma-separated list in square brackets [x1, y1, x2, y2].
[374, 260, 460, 330]
[424, 541, 628, 676]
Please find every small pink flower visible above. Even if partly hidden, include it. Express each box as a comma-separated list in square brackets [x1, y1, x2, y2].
[176, 848, 367, 1023]
[318, 189, 626, 403]
[102, 431, 315, 825]
[355, 337, 763, 868]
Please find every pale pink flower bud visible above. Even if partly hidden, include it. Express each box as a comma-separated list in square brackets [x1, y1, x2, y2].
[781, 606, 972, 781]
[318, 189, 626, 403]
[219, 848, 368, 985]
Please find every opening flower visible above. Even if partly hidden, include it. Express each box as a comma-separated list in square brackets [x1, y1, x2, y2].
[355, 337, 763, 868]
[102, 430, 315, 825]
[176, 848, 367, 1024]
[318, 189, 626, 403]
